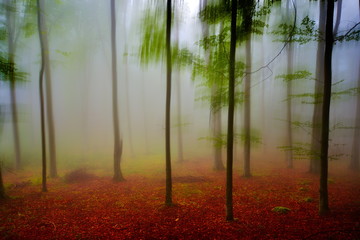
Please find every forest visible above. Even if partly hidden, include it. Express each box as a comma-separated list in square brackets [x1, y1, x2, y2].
[0, 0, 360, 239]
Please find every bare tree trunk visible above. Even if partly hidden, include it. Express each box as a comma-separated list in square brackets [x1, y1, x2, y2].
[201, 0, 225, 171]
[286, 0, 294, 169]
[5, 0, 22, 170]
[310, 0, 326, 174]
[174, 4, 184, 163]
[36, 0, 57, 178]
[176, 71, 184, 162]
[319, 0, 334, 216]
[0, 163, 7, 199]
[333, 0, 342, 36]
[350, 64, 360, 171]
[111, 0, 124, 182]
[165, 0, 173, 206]
[122, 1, 134, 158]
[243, 37, 252, 177]
[37, 0, 48, 192]
[226, 0, 238, 221]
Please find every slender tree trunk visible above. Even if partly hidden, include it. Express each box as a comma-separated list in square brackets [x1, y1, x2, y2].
[201, 0, 225, 171]
[243, 37, 252, 177]
[141, 73, 150, 154]
[333, 0, 342, 36]
[226, 0, 238, 221]
[310, 1, 326, 174]
[111, 0, 124, 182]
[37, 0, 48, 192]
[0, 164, 7, 199]
[319, 0, 334, 216]
[286, 0, 294, 169]
[123, 45, 134, 157]
[174, 6, 184, 163]
[212, 84, 225, 170]
[350, 64, 360, 171]
[37, 0, 57, 178]
[5, 0, 22, 170]
[176, 71, 184, 162]
[122, 2, 134, 158]
[165, 0, 173, 206]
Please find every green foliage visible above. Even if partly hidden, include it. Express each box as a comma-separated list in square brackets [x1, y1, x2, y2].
[276, 70, 313, 83]
[199, 2, 231, 25]
[139, 7, 166, 66]
[271, 16, 319, 44]
[199, 129, 262, 149]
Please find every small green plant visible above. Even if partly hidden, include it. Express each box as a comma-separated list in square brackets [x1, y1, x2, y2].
[272, 206, 291, 214]
[303, 197, 314, 202]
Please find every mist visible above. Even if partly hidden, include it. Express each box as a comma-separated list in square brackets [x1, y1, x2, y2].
[1, 0, 360, 239]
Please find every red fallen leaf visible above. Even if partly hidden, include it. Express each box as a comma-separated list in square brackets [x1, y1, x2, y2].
[0, 160, 359, 239]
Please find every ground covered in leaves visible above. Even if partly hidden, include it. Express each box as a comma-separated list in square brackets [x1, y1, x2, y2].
[1, 159, 360, 239]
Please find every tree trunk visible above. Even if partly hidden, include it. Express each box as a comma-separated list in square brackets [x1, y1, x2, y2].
[174, 5, 184, 163]
[176, 71, 184, 162]
[286, 0, 294, 169]
[201, 0, 225, 171]
[0, 164, 7, 199]
[310, 0, 326, 174]
[226, 0, 238, 221]
[350, 64, 360, 171]
[5, 0, 22, 170]
[111, 0, 124, 182]
[122, 1, 134, 157]
[37, 0, 48, 192]
[243, 37, 252, 178]
[165, 0, 173, 206]
[37, 0, 57, 178]
[319, 0, 334, 216]
[212, 84, 225, 171]
[333, 0, 342, 36]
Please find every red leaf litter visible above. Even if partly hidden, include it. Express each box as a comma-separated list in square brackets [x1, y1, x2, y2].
[1, 160, 359, 239]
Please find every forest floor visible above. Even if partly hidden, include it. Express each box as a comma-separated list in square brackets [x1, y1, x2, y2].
[0, 158, 360, 239]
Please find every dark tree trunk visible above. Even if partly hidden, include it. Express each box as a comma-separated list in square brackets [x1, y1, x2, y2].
[243, 37, 252, 178]
[0, 164, 7, 199]
[5, 0, 22, 170]
[111, 0, 124, 182]
[310, 0, 326, 174]
[319, 0, 334, 216]
[226, 0, 238, 221]
[37, 0, 48, 192]
[36, 0, 57, 178]
[165, 0, 173, 206]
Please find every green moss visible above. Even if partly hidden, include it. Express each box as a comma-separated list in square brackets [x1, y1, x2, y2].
[303, 197, 314, 202]
[272, 206, 291, 214]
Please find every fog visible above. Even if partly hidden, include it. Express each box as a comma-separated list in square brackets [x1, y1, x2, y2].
[1, 0, 359, 174]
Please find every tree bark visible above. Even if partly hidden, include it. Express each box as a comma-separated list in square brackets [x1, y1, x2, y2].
[165, 0, 173, 206]
[37, 0, 48, 192]
[5, 0, 22, 170]
[243, 37, 252, 177]
[319, 0, 334, 216]
[350, 63, 360, 171]
[226, 0, 238, 221]
[310, 0, 326, 174]
[286, 0, 294, 169]
[0, 164, 7, 199]
[37, 0, 57, 178]
[111, 0, 124, 182]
